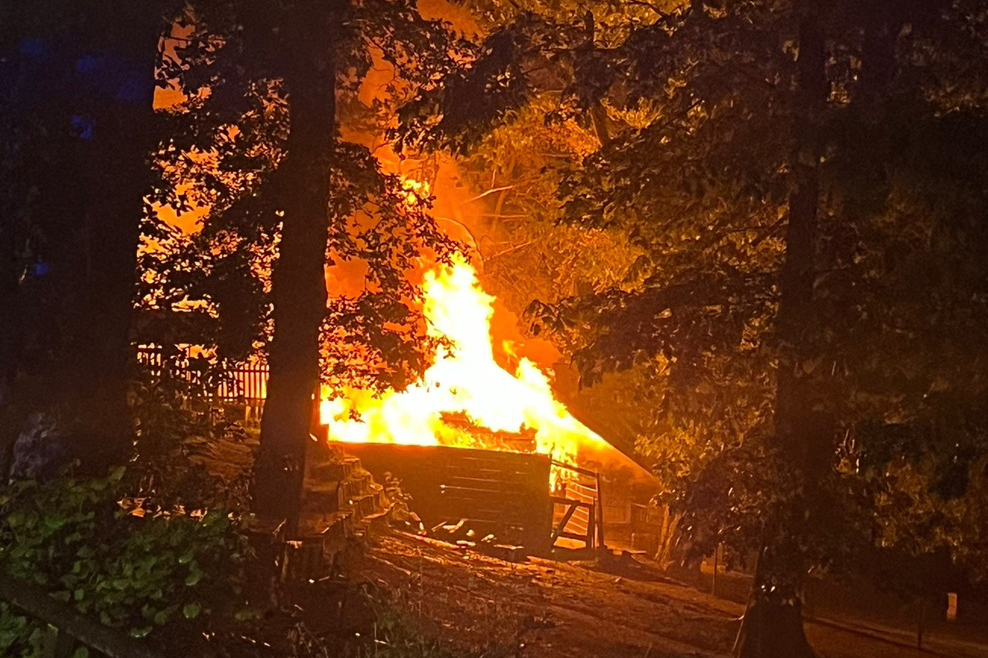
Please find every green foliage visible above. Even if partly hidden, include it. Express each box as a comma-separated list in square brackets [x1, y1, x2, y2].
[0, 469, 251, 656]
[139, 0, 467, 392]
[0, 603, 38, 658]
[130, 351, 255, 511]
[342, 591, 509, 658]
[451, 97, 638, 317]
[460, 0, 682, 39]
[406, 0, 988, 585]
[352, 607, 458, 658]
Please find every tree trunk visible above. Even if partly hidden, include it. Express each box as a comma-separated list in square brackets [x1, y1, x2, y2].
[71, 3, 164, 470]
[734, 2, 828, 656]
[860, 0, 898, 110]
[735, 593, 812, 658]
[253, 1, 337, 533]
[0, 2, 165, 475]
[0, 234, 24, 477]
[734, 544, 815, 658]
[656, 508, 682, 568]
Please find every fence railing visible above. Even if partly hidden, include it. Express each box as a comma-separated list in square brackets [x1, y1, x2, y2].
[135, 345, 269, 426]
[550, 460, 606, 551]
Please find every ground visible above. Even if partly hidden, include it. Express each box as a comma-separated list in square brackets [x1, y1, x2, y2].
[352, 532, 988, 658]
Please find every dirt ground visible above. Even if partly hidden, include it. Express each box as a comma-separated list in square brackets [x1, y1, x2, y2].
[352, 532, 988, 658]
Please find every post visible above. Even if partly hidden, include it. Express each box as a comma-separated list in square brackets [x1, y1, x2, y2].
[711, 543, 719, 597]
[917, 597, 925, 652]
[595, 472, 606, 552]
[587, 504, 596, 549]
[310, 383, 328, 442]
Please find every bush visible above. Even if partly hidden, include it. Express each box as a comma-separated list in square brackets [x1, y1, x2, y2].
[0, 467, 252, 656]
[130, 366, 255, 512]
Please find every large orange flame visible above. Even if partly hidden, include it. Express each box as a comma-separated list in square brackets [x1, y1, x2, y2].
[319, 254, 609, 470]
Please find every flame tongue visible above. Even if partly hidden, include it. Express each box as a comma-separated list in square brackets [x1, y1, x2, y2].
[320, 254, 608, 468]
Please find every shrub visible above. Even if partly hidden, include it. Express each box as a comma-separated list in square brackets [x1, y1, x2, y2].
[0, 467, 252, 656]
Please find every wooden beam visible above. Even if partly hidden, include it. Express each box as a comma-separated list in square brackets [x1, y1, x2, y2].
[0, 573, 162, 658]
[551, 502, 580, 545]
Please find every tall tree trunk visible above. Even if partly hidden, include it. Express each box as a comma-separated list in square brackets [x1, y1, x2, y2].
[71, 3, 164, 470]
[860, 0, 898, 111]
[0, 2, 165, 475]
[0, 196, 25, 477]
[253, 1, 337, 533]
[734, 3, 828, 656]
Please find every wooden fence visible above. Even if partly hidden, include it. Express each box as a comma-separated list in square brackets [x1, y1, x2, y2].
[135, 345, 269, 426]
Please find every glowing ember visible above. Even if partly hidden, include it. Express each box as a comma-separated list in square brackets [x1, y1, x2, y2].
[319, 254, 609, 470]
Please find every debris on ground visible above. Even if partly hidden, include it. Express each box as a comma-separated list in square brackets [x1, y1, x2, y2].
[351, 532, 988, 658]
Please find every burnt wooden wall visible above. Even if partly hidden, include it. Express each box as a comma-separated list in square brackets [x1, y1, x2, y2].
[330, 442, 552, 554]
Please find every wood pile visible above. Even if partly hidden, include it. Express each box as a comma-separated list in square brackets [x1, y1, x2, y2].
[439, 411, 537, 453]
[427, 518, 527, 562]
[276, 443, 393, 582]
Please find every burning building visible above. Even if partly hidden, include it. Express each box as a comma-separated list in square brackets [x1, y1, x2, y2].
[310, 253, 656, 555]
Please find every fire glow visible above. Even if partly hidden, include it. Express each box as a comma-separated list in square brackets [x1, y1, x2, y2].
[318, 254, 610, 471]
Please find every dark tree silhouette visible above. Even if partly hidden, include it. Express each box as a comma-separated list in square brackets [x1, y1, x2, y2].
[1, 1, 176, 474]
[142, 0, 464, 529]
[397, 0, 988, 653]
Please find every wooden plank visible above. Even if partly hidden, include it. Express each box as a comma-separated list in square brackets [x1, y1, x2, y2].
[445, 467, 541, 481]
[551, 503, 579, 544]
[595, 472, 605, 549]
[0, 573, 163, 658]
[440, 485, 528, 498]
[549, 496, 592, 509]
[550, 459, 599, 478]
[333, 441, 552, 553]
[587, 505, 596, 548]
[559, 531, 592, 541]
[443, 476, 532, 490]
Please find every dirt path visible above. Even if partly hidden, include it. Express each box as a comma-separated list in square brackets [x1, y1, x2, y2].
[354, 533, 988, 658]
